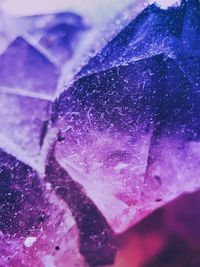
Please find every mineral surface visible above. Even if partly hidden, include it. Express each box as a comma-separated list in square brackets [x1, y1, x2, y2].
[0, 0, 200, 266]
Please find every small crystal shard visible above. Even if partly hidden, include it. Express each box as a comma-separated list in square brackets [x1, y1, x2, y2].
[0, 36, 60, 96]
[0, 92, 51, 161]
[38, 13, 89, 65]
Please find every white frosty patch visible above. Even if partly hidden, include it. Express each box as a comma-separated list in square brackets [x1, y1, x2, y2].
[150, 0, 182, 9]
[24, 236, 37, 248]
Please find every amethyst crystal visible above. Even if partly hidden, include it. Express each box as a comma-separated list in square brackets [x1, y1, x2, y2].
[52, 50, 199, 234]
[1, 11, 90, 66]
[38, 13, 89, 65]
[0, 37, 60, 96]
[0, 1, 200, 267]
[0, 92, 51, 161]
[50, 1, 200, 264]
[0, 149, 46, 236]
[45, 151, 116, 266]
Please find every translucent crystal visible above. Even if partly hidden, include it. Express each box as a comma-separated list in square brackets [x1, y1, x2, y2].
[2, 13, 90, 66]
[51, 1, 200, 237]
[0, 92, 51, 162]
[45, 151, 117, 265]
[0, 0, 199, 266]
[0, 37, 60, 96]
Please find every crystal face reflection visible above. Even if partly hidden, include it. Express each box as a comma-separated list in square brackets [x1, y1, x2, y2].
[52, 55, 164, 232]
[55, 128, 151, 212]
[53, 48, 200, 235]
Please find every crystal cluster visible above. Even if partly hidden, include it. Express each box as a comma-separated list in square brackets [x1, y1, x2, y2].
[52, 0, 200, 232]
[0, 7, 93, 267]
[0, 0, 199, 266]
[0, 9, 91, 167]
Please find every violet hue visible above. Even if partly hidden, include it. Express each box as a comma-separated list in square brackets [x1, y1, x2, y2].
[0, 1, 199, 267]
[45, 150, 116, 265]
[50, 1, 200, 264]
[0, 149, 46, 236]
[0, 92, 51, 159]
[38, 13, 88, 65]
[0, 37, 60, 95]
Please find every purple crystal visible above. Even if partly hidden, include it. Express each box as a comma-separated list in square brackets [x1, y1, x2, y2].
[0, 149, 46, 236]
[45, 149, 117, 266]
[51, 2, 200, 237]
[51, 54, 164, 233]
[0, 1, 199, 266]
[182, 0, 200, 57]
[80, 0, 200, 91]
[0, 37, 60, 96]
[1, 11, 91, 67]
[38, 13, 89, 65]
[0, 92, 51, 161]
[80, 3, 184, 76]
